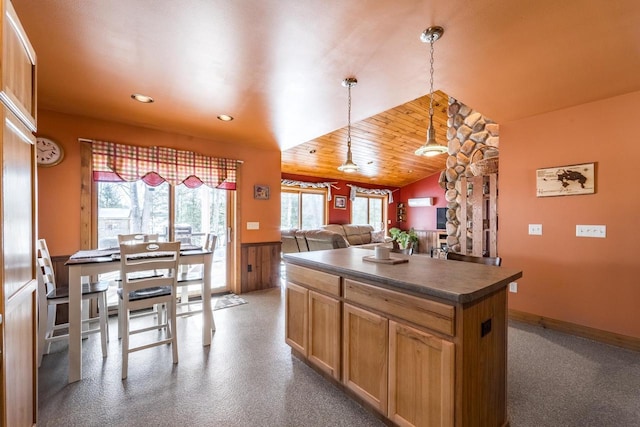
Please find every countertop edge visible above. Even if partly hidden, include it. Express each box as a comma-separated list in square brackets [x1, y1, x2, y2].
[284, 254, 523, 304]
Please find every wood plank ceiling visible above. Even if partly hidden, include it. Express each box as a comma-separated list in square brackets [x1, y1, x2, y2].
[281, 91, 450, 188]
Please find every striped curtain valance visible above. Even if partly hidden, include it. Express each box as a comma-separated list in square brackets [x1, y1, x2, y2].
[91, 140, 238, 189]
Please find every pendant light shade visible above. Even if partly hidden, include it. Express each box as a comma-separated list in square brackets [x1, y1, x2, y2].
[338, 77, 359, 172]
[415, 26, 448, 157]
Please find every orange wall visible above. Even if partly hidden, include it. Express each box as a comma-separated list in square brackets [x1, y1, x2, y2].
[37, 110, 281, 256]
[500, 90, 640, 338]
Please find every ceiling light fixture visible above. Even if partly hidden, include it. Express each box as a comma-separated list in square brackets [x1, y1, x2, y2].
[415, 26, 448, 157]
[217, 114, 234, 121]
[338, 77, 359, 173]
[131, 93, 154, 103]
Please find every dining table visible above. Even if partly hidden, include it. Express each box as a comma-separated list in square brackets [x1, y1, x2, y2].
[65, 245, 215, 383]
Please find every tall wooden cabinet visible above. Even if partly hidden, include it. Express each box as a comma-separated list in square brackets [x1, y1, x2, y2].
[0, 1, 38, 426]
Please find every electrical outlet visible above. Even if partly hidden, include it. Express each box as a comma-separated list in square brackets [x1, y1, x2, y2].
[509, 282, 518, 293]
[481, 319, 492, 337]
[576, 224, 606, 238]
[528, 224, 542, 235]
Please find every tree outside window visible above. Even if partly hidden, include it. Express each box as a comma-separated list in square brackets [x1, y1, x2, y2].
[281, 189, 326, 229]
[351, 195, 386, 231]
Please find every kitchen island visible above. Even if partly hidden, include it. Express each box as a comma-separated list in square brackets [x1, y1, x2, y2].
[284, 247, 522, 427]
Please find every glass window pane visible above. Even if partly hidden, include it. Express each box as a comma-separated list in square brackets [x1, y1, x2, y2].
[369, 198, 383, 230]
[352, 197, 368, 225]
[281, 192, 300, 229]
[301, 193, 325, 229]
[175, 184, 228, 289]
[97, 181, 169, 248]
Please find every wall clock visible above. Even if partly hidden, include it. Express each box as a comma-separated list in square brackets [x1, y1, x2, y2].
[36, 137, 64, 167]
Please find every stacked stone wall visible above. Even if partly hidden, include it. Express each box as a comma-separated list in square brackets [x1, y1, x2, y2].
[439, 98, 499, 253]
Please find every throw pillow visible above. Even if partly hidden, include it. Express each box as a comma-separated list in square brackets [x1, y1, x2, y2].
[371, 230, 386, 243]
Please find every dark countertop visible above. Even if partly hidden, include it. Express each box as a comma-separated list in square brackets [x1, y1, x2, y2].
[284, 247, 523, 304]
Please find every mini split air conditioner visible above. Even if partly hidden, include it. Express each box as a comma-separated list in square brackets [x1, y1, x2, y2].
[407, 197, 433, 207]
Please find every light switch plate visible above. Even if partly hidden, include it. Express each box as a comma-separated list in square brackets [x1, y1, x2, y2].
[528, 224, 542, 235]
[246, 222, 260, 230]
[576, 224, 606, 238]
[509, 282, 518, 293]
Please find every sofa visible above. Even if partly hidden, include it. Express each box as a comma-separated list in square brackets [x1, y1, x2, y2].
[281, 224, 391, 253]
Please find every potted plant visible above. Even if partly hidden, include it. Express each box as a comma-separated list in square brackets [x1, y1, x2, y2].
[389, 227, 418, 254]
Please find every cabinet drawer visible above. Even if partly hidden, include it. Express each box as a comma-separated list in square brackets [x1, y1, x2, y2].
[286, 264, 341, 297]
[344, 279, 455, 337]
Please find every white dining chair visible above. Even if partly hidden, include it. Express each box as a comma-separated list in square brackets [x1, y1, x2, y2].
[116, 233, 160, 339]
[176, 233, 217, 316]
[118, 241, 180, 379]
[117, 233, 159, 245]
[36, 239, 109, 366]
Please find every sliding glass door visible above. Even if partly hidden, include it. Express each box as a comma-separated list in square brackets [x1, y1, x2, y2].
[175, 184, 228, 292]
[96, 180, 230, 307]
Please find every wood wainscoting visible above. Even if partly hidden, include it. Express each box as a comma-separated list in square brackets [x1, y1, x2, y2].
[240, 241, 282, 294]
[509, 309, 640, 352]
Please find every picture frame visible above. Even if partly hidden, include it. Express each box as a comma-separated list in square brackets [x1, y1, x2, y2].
[536, 162, 595, 197]
[254, 185, 270, 200]
[334, 195, 347, 209]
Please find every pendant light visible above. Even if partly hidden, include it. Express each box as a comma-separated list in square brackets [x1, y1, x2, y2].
[337, 77, 359, 172]
[415, 26, 448, 157]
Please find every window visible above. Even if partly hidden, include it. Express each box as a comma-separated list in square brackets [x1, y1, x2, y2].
[85, 140, 236, 308]
[96, 180, 229, 306]
[351, 195, 386, 231]
[281, 188, 326, 229]
[97, 181, 169, 248]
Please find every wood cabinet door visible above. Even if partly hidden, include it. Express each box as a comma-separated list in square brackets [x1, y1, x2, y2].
[308, 290, 340, 380]
[1, 107, 37, 426]
[343, 303, 388, 414]
[1, 0, 37, 131]
[285, 282, 308, 355]
[388, 320, 454, 427]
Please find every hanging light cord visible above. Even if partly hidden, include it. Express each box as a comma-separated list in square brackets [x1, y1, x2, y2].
[347, 82, 352, 151]
[428, 38, 435, 119]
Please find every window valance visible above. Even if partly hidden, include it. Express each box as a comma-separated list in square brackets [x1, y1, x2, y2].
[347, 184, 395, 203]
[91, 140, 238, 189]
[281, 179, 339, 201]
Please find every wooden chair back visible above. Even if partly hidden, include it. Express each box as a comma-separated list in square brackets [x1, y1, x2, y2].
[446, 252, 502, 266]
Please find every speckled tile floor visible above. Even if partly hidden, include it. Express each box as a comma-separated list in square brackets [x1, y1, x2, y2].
[37, 288, 384, 427]
[38, 286, 640, 427]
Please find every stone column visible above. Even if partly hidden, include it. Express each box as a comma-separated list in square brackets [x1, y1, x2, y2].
[440, 98, 499, 253]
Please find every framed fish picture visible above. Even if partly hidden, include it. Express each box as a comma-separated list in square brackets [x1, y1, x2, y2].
[536, 162, 595, 197]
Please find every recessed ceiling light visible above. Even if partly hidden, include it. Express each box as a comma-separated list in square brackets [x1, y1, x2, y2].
[131, 93, 154, 103]
[217, 114, 234, 121]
